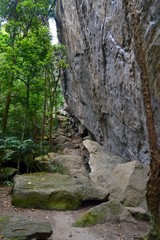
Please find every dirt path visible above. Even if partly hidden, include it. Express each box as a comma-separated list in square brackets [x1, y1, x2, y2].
[0, 186, 149, 240]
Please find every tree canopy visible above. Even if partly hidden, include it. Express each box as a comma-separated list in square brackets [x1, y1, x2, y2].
[0, 0, 67, 144]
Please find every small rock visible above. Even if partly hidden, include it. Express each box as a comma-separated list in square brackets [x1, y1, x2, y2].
[124, 207, 149, 221]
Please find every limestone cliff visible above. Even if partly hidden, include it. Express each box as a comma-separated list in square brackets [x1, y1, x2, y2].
[55, 0, 160, 163]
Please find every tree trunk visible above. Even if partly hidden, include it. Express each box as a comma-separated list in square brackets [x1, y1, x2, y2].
[21, 81, 30, 141]
[41, 98, 47, 142]
[41, 77, 47, 146]
[2, 93, 12, 134]
[26, 82, 30, 135]
[32, 109, 38, 141]
[49, 109, 53, 150]
[124, 0, 160, 238]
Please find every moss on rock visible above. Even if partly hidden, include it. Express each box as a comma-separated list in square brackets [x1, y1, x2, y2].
[74, 200, 124, 227]
[11, 172, 107, 210]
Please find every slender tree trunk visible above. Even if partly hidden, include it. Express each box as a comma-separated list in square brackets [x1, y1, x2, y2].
[17, 148, 22, 174]
[2, 93, 12, 133]
[32, 109, 38, 141]
[124, 0, 160, 238]
[26, 82, 30, 135]
[21, 81, 30, 141]
[41, 77, 47, 146]
[41, 98, 47, 141]
[49, 109, 53, 150]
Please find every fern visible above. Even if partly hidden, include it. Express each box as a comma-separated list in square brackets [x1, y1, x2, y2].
[4, 137, 20, 150]
[0, 137, 41, 173]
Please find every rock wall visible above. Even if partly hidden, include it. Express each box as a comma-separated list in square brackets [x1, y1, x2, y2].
[55, 0, 160, 163]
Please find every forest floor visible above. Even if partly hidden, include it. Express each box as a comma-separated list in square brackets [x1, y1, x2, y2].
[0, 185, 150, 240]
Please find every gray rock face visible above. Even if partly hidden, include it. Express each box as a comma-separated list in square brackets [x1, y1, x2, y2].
[56, 0, 160, 163]
[0, 214, 52, 239]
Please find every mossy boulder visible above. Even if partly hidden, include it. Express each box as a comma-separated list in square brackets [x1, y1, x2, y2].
[74, 201, 149, 227]
[12, 172, 108, 210]
[74, 200, 125, 227]
[0, 214, 52, 239]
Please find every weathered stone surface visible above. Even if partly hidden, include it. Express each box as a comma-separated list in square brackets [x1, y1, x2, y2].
[74, 200, 149, 227]
[12, 173, 108, 210]
[35, 152, 89, 179]
[83, 139, 125, 188]
[0, 214, 52, 239]
[109, 161, 149, 210]
[56, 0, 160, 164]
[74, 200, 133, 227]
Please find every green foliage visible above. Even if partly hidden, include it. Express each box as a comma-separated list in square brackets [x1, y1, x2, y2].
[3, 137, 20, 150]
[0, 0, 68, 142]
[3, 180, 14, 186]
[0, 136, 42, 174]
[0, 0, 12, 20]
[0, 137, 20, 166]
[0, 0, 55, 23]
[0, 137, 29, 155]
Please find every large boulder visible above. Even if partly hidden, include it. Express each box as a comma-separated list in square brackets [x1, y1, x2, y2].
[0, 214, 52, 239]
[12, 172, 108, 210]
[109, 161, 149, 210]
[83, 140, 125, 188]
[74, 200, 133, 227]
[35, 152, 89, 179]
[74, 201, 149, 228]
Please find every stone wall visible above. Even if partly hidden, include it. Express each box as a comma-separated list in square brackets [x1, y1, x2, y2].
[56, 0, 160, 163]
